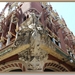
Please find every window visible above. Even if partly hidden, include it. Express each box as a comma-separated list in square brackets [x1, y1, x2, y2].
[23, 16, 26, 21]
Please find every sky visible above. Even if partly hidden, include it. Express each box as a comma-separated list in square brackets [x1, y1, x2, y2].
[0, 2, 75, 36]
[50, 2, 75, 36]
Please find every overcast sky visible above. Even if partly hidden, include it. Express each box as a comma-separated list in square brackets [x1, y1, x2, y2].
[0, 2, 75, 36]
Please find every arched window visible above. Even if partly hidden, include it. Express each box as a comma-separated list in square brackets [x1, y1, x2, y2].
[44, 68, 54, 72]
[23, 16, 26, 21]
[9, 69, 22, 72]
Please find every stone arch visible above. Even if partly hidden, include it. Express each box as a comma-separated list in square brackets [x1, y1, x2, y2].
[43, 60, 69, 72]
[0, 60, 26, 72]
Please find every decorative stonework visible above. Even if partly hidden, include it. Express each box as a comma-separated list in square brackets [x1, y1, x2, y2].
[0, 60, 26, 72]
[0, 2, 75, 72]
[17, 13, 49, 71]
[18, 28, 48, 71]
[43, 60, 69, 72]
[8, 2, 18, 14]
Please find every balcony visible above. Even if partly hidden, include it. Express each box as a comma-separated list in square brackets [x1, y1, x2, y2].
[39, 27, 75, 68]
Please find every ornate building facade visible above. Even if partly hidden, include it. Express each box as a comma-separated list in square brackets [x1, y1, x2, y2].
[0, 2, 75, 72]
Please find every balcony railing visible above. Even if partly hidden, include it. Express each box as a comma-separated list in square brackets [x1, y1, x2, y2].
[45, 27, 75, 64]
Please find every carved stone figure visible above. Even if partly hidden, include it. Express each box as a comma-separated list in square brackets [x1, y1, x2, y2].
[8, 2, 18, 14]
